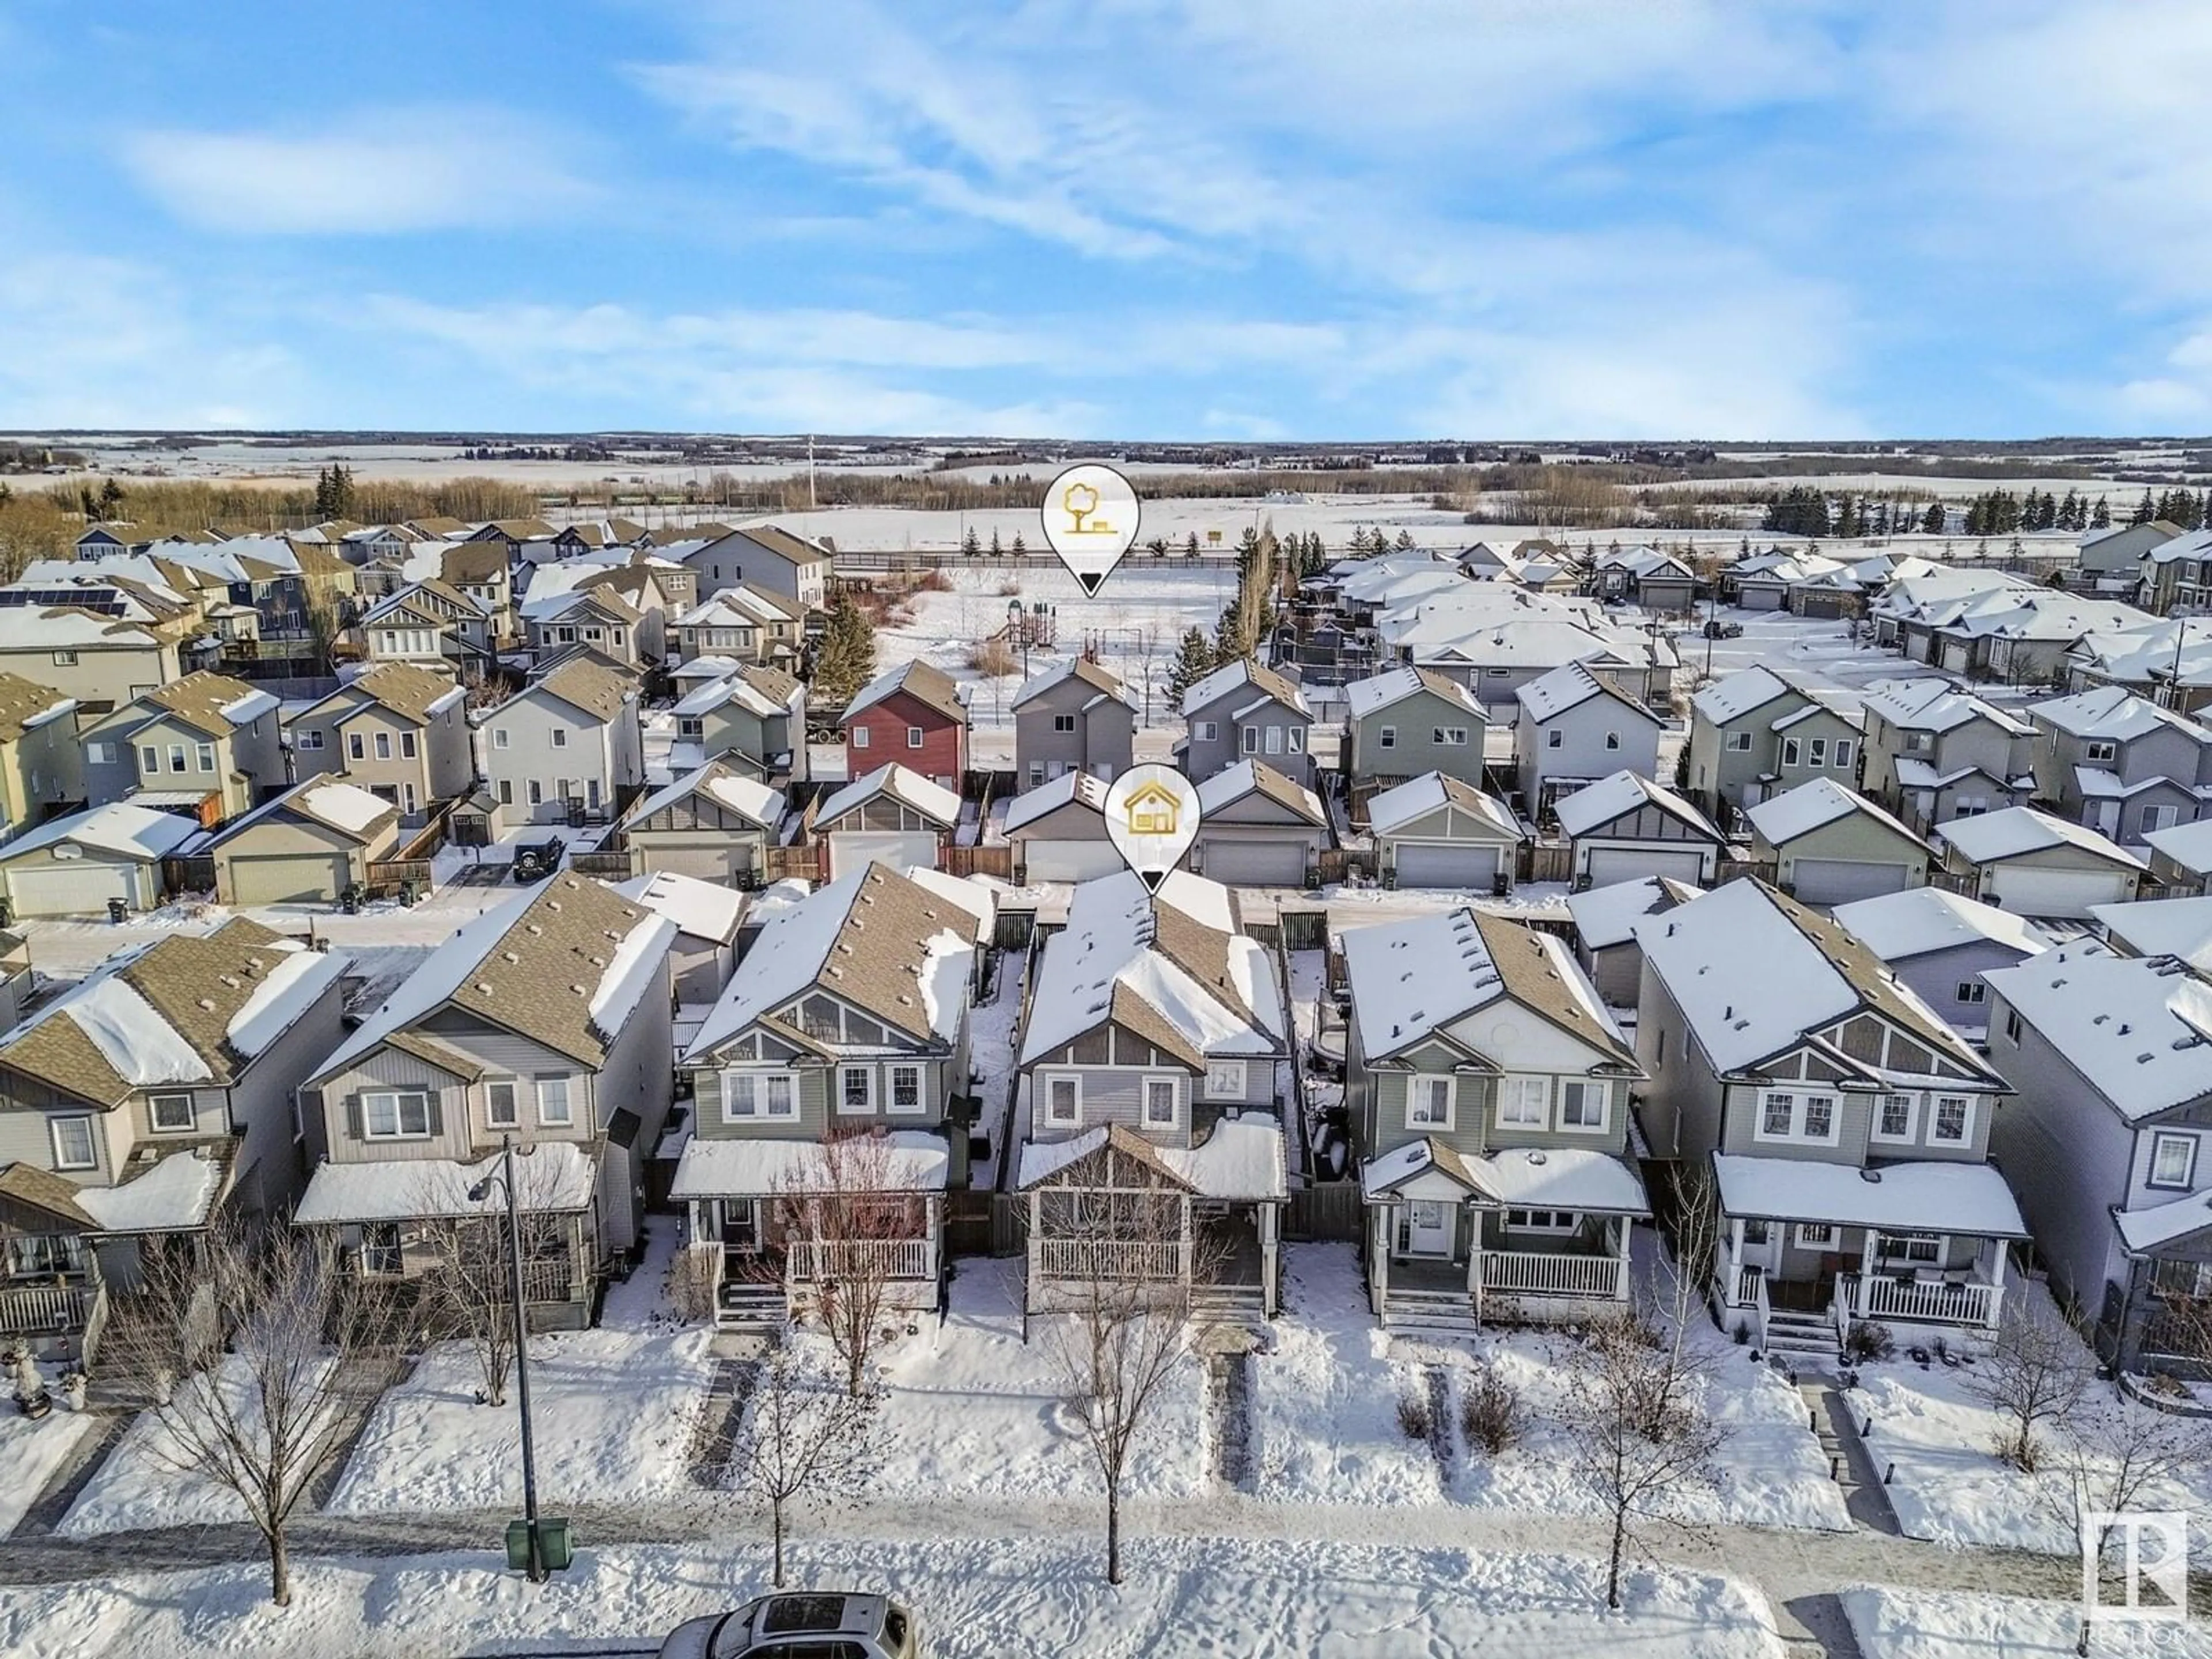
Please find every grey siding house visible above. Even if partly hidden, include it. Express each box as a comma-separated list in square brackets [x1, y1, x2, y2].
[672, 664, 809, 787]
[2028, 684, 2212, 843]
[1831, 887, 2051, 1039]
[1191, 760, 1329, 888]
[293, 876, 676, 1331]
[1565, 874, 1698, 1007]
[1552, 769, 1725, 889]
[1685, 664, 1847, 819]
[0, 919, 349, 1367]
[620, 759, 786, 885]
[479, 658, 646, 825]
[2146, 817, 2212, 895]
[1636, 878, 2022, 1359]
[1346, 907, 1648, 1331]
[1512, 661, 1665, 809]
[283, 661, 475, 825]
[1745, 778, 1934, 907]
[1934, 805, 2145, 919]
[1011, 659, 1137, 787]
[1367, 772, 1525, 890]
[1342, 666, 1488, 796]
[1003, 771, 1120, 884]
[1176, 657, 1314, 787]
[680, 524, 832, 612]
[1860, 680, 2036, 836]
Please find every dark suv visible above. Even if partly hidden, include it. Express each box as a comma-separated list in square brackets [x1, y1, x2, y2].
[510, 836, 565, 882]
[657, 1593, 920, 1659]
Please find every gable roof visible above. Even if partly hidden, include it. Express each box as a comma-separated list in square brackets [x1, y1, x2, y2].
[1515, 660, 1663, 726]
[1935, 805, 2145, 871]
[609, 870, 747, 947]
[724, 522, 832, 568]
[1552, 769, 1722, 843]
[1832, 885, 2052, 963]
[1985, 946, 2212, 1124]
[1343, 665, 1486, 721]
[1861, 678, 2034, 737]
[2146, 816, 2212, 876]
[1565, 874, 1701, 951]
[1746, 777, 1925, 851]
[1365, 772, 1524, 841]
[1010, 657, 1139, 713]
[1002, 768, 1109, 835]
[0, 801, 201, 865]
[2093, 893, 2212, 971]
[1195, 759, 1325, 825]
[140, 671, 278, 738]
[624, 757, 786, 833]
[314, 662, 467, 726]
[845, 658, 967, 726]
[1180, 656, 1312, 720]
[2030, 684, 2211, 745]
[207, 778, 400, 849]
[520, 657, 634, 724]
[0, 672, 76, 744]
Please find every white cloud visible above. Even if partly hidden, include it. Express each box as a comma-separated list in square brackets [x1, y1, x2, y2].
[119, 109, 592, 234]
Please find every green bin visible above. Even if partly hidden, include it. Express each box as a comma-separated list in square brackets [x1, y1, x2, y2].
[505, 1516, 574, 1573]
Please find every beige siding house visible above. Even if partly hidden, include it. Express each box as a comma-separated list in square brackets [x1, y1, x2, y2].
[204, 778, 402, 905]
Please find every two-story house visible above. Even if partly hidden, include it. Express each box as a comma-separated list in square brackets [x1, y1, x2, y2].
[0, 919, 349, 1366]
[842, 660, 968, 793]
[2140, 528, 2212, 616]
[1685, 664, 1863, 820]
[0, 674, 82, 840]
[286, 662, 474, 825]
[2027, 685, 2212, 843]
[0, 606, 184, 707]
[1346, 907, 1649, 1332]
[1342, 666, 1490, 800]
[435, 540, 516, 646]
[1512, 660, 1665, 810]
[479, 658, 645, 824]
[358, 580, 496, 680]
[1176, 657, 1314, 787]
[1859, 680, 2037, 835]
[292, 876, 676, 1329]
[672, 862, 989, 1328]
[523, 586, 646, 670]
[79, 671, 284, 821]
[1014, 871, 1289, 1320]
[1010, 658, 1137, 787]
[1831, 885, 2051, 1039]
[1636, 879, 2022, 1361]
[669, 586, 806, 671]
[681, 525, 832, 612]
[672, 664, 809, 786]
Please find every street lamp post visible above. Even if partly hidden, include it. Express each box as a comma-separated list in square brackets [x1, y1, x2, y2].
[470, 1136, 546, 1582]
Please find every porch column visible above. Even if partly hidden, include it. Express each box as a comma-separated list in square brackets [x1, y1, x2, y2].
[1466, 1204, 1483, 1294]
[1985, 1237, 2009, 1325]
[1369, 1203, 1391, 1319]
[1858, 1226, 1880, 1319]
[1026, 1189, 1041, 1319]
[1726, 1215, 1746, 1301]
[925, 1195, 942, 1281]
[1259, 1202, 1281, 1319]
[1613, 1215, 1632, 1301]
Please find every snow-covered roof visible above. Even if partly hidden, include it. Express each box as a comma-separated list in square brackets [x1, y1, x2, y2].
[1016, 1113, 1287, 1200]
[1711, 1153, 2027, 1237]
[610, 870, 746, 945]
[1747, 777, 1923, 850]
[673, 671, 783, 719]
[2092, 893, 2212, 972]
[1935, 805, 2144, 871]
[0, 801, 200, 863]
[1552, 769, 1721, 842]
[669, 1131, 950, 1199]
[1861, 679, 2033, 737]
[1343, 665, 1485, 721]
[296, 1143, 598, 1225]
[1359, 1138, 1646, 1214]
[845, 659, 967, 725]
[293, 782, 396, 838]
[73, 1149, 226, 1234]
[2116, 1187, 2212, 1253]
[1002, 769, 1108, 835]
[626, 758, 786, 831]
[2030, 684, 2209, 745]
[1365, 772, 1523, 842]
[1195, 759, 1325, 825]
[2144, 816, 2212, 875]
[1514, 660, 1660, 726]
[1565, 875, 1700, 952]
[1831, 887, 2053, 964]
[1984, 946, 2212, 1123]
[1692, 665, 1805, 725]
[1179, 656, 1311, 719]
[815, 763, 962, 830]
[1017, 871, 1281, 1068]
[1008, 657, 1138, 713]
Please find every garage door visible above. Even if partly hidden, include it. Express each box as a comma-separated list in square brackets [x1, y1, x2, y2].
[1199, 838, 1309, 886]
[229, 853, 350, 906]
[1020, 839, 1124, 882]
[5, 859, 139, 917]
[1791, 858, 1911, 905]
[1586, 844, 1708, 888]
[642, 842, 754, 884]
[1393, 841, 1503, 889]
[827, 831, 938, 879]
[1983, 865, 2136, 919]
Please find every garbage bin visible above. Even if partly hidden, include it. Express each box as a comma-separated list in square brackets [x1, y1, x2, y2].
[400, 880, 420, 907]
[107, 897, 128, 925]
[340, 884, 361, 916]
[505, 1516, 574, 1573]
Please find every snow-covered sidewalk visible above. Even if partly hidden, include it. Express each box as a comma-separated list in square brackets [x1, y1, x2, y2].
[1844, 1585, 2212, 1657]
[0, 1410, 98, 1539]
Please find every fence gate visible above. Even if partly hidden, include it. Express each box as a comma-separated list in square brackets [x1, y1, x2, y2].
[1285, 1183, 1363, 1242]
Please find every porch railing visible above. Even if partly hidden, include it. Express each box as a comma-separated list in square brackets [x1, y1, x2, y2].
[1734, 1264, 1763, 1307]
[1031, 1237, 1187, 1282]
[1481, 1249, 1626, 1300]
[0, 1281, 101, 1335]
[1840, 1271, 2001, 1329]
[786, 1237, 935, 1282]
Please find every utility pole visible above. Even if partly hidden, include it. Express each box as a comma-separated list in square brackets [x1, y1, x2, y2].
[470, 1137, 547, 1582]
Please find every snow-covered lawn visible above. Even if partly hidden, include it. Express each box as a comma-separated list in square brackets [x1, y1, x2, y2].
[1251, 1247, 1850, 1529]
[0, 1536, 1789, 1659]
[325, 1328, 715, 1514]
[1844, 1586, 2212, 1658]
[861, 1256, 1206, 1501]
[0, 1407, 97, 1538]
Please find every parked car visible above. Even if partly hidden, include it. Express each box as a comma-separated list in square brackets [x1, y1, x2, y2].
[512, 836, 566, 882]
[1702, 618, 1744, 639]
[657, 1593, 920, 1659]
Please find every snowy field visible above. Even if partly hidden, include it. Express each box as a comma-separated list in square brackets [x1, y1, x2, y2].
[0, 1536, 1789, 1659]
[0, 1409, 96, 1539]
[1844, 1586, 2212, 1658]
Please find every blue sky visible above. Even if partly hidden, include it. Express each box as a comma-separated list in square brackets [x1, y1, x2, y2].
[2, 1, 2210, 440]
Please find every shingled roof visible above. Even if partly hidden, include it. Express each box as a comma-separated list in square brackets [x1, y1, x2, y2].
[141, 671, 268, 738]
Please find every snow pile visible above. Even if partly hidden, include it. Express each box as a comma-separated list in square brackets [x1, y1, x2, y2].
[294, 1142, 596, 1225]
[611, 870, 746, 944]
[56, 976, 212, 1086]
[918, 926, 975, 1041]
[586, 911, 678, 1030]
[297, 782, 393, 836]
[224, 942, 345, 1058]
[0, 1409, 97, 1539]
[73, 1149, 225, 1232]
[327, 1329, 714, 1513]
[1842, 1586, 2204, 1658]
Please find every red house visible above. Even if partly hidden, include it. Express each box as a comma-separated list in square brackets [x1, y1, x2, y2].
[840, 660, 969, 790]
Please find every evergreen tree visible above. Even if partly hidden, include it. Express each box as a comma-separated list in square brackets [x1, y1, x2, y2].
[1010, 532, 1027, 555]
[2132, 490, 2157, 525]
[1184, 532, 1200, 558]
[961, 527, 981, 558]
[311, 464, 355, 521]
[1393, 528, 1416, 550]
[96, 478, 125, 520]
[1834, 497, 1861, 539]
[810, 592, 878, 707]
[1213, 597, 1247, 662]
[2091, 495, 2111, 529]
[1921, 502, 1946, 535]
[1167, 626, 1218, 702]
[990, 528, 1003, 556]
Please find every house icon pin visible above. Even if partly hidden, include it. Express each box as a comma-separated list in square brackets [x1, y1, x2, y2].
[1123, 779, 1181, 837]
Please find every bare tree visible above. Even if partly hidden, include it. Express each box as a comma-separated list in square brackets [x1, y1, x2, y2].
[2041, 1387, 2212, 1569]
[728, 1323, 879, 1588]
[777, 1130, 926, 1399]
[1656, 1158, 1723, 1380]
[99, 1219, 398, 1607]
[414, 1152, 578, 1408]
[1551, 1311, 1727, 1610]
[1039, 1183, 1211, 1585]
[1964, 1299, 2090, 1472]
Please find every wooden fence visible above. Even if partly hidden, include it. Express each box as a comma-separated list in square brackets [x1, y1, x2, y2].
[567, 849, 635, 878]
[762, 843, 823, 884]
[1520, 841, 1574, 884]
[1286, 1183, 1364, 1243]
[945, 844, 1015, 881]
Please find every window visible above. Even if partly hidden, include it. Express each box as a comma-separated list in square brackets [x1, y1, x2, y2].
[1757, 1090, 1838, 1143]
[1724, 730, 1754, 752]
[1932, 1096, 1971, 1143]
[1028, 762, 1045, 786]
[2144, 804, 2183, 835]
[1286, 726, 1305, 754]
[1052, 714, 1076, 733]
[1795, 1222, 1837, 1249]
[724, 1073, 798, 1120]
[2003, 1008, 2022, 1043]
[1408, 1074, 1455, 1129]
[584, 627, 603, 645]
[1808, 738, 1828, 767]
[2085, 740, 2117, 762]
[840, 1066, 874, 1113]
[1873, 1093, 1918, 1142]
[1498, 1075, 1547, 1128]
[1805, 1095, 1834, 1139]
[168, 744, 186, 773]
[51, 650, 77, 667]
[550, 727, 568, 749]
[1143, 1078, 1177, 1128]
[1904, 729, 1932, 753]
[400, 731, 418, 759]
[1045, 1074, 1082, 1126]
[1434, 726, 1468, 747]
[2150, 1132, 2199, 1190]
[1603, 731, 1622, 751]
[1241, 726, 1260, 754]
[1262, 725, 1283, 755]
[50, 1116, 96, 1170]
[1742, 1219, 1770, 1245]
[1560, 1080, 1608, 1131]
[1880, 1232, 1944, 1265]
[907, 726, 925, 749]
[493, 728, 510, 750]
[298, 729, 324, 751]
[1196, 721, 1218, 743]
[1506, 1209, 1577, 1233]
[195, 743, 215, 772]
[485, 1080, 519, 1128]
[1761, 1092, 1794, 1138]
[889, 1065, 923, 1115]
[1956, 980, 1987, 1005]
[851, 726, 870, 748]
[369, 732, 391, 760]
[536, 1076, 574, 1126]
[1205, 1059, 1248, 1099]
[362, 1222, 403, 1276]
[527, 780, 543, 805]
[149, 1093, 195, 1134]
[1782, 738, 1801, 767]
[1546, 729, 1563, 749]
[1378, 725, 1396, 750]
[1834, 740, 1854, 768]
[362, 1091, 431, 1139]
[497, 779, 514, 805]
[138, 744, 159, 774]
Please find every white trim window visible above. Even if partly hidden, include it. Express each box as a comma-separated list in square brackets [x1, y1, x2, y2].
[50, 1115, 97, 1171]
[1956, 980, 1987, 1006]
[2149, 1131, 2197, 1191]
[1497, 1075, 1547, 1129]
[1505, 1208, 1577, 1233]
[1872, 1092, 1919, 1143]
[1794, 1222, 1837, 1249]
[1378, 725, 1396, 751]
[536, 1076, 574, 1127]
[1142, 1077, 1177, 1129]
[1878, 1232, 1944, 1266]
[1241, 725, 1260, 755]
[889, 1065, 924, 1116]
[1755, 1090, 1839, 1145]
[297, 729, 325, 751]
[363, 1090, 431, 1139]
[1546, 728, 1563, 749]
[906, 726, 925, 749]
[1195, 721, 1218, 743]
[839, 1066, 875, 1114]
[485, 1079, 520, 1129]
[724, 1071, 798, 1121]
[1044, 1073, 1082, 1127]
[1204, 1058, 1247, 1099]
[1434, 726, 1469, 747]
[1559, 1080, 1608, 1132]
[1834, 739, 1855, 769]
[1287, 726, 1304, 754]
[852, 726, 871, 749]
[1931, 1094, 1972, 1145]
[1724, 730, 1753, 752]
[1782, 738, 1801, 766]
[1052, 713, 1077, 733]
[148, 1092, 196, 1134]
[1408, 1074, 1455, 1130]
